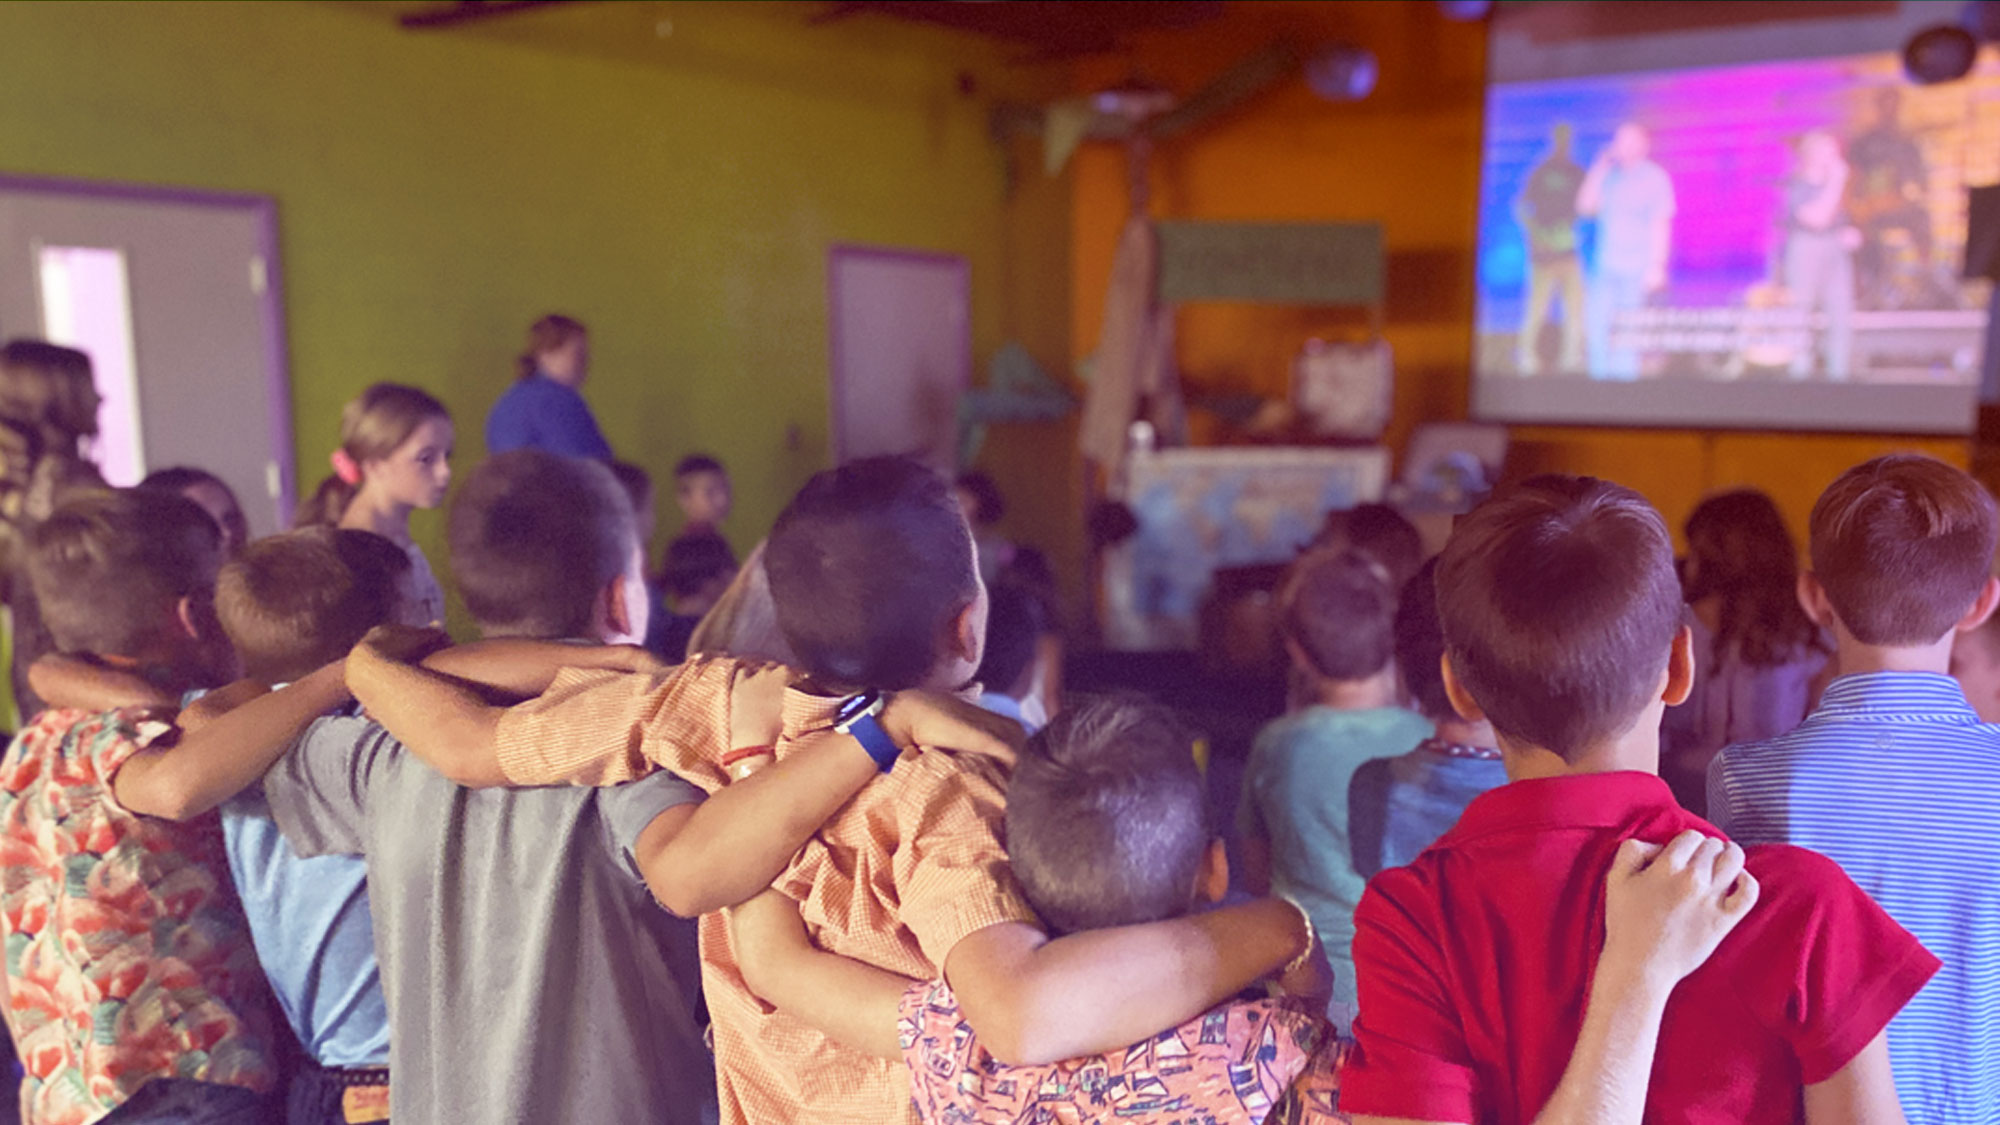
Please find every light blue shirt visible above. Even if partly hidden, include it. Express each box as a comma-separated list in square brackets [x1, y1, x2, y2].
[222, 784, 389, 1068]
[1237, 705, 1432, 1028]
[1710, 672, 2000, 1125]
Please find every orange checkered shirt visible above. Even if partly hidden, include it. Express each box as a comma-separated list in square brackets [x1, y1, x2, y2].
[492, 657, 1042, 1125]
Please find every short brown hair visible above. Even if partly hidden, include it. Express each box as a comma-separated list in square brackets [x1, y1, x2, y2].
[1005, 697, 1212, 935]
[216, 528, 409, 684]
[26, 489, 221, 656]
[1809, 454, 2000, 646]
[1435, 475, 1682, 760]
[447, 449, 634, 639]
[1394, 558, 1452, 722]
[1280, 549, 1397, 683]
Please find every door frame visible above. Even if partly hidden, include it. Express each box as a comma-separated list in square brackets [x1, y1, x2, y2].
[825, 243, 972, 466]
[0, 172, 295, 524]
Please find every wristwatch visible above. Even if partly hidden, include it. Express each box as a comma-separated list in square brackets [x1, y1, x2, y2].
[834, 690, 900, 772]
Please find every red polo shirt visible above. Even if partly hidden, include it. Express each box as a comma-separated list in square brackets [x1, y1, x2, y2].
[1338, 771, 1937, 1124]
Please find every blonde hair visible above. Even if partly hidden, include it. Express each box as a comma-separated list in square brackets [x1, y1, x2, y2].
[295, 382, 450, 528]
[685, 540, 796, 664]
[517, 314, 586, 381]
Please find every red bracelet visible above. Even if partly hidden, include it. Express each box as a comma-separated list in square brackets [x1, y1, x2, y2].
[721, 745, 776, 769]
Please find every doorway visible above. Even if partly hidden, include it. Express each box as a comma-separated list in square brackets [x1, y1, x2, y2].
[0, 174, 294, 533]
[826, 245, 971, 468]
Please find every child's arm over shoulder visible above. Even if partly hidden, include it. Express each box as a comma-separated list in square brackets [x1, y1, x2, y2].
[941, 898, 1314, 1067]
[345, 632, 702, 788]
[630, 681, 1018, 918]
[112, 662, 345, 821]
[30, 653, 177, 712]
[728, 888, 915, 1061]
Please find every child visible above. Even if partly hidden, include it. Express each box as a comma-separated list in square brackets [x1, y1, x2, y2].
[1342, 474, 1935, 1124]
[0, 490, 299, 1122]
[973, 580, 1048, 734]
[142, 465, 251, 557]
[652, 530, 739, 662]
[0, 338, 109, 720]
[1238, 548, 1431, 1031]
[1661, 489, 1830, 815]
[728, 697, 1772, 1125]
[348, 455, 1323, 1125]
[1308, 503, 1424, 589]
[674, 453, 732, 537]
[1710, 454, 2000, 1123]
[295, 382, 453, 627]
[1346, 558, 1508, 880]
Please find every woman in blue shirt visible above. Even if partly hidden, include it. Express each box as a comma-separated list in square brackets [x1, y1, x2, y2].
[485, 314, 613, 460]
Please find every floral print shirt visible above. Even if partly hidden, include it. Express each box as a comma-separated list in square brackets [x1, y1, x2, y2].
[0, 708, 276, 1124]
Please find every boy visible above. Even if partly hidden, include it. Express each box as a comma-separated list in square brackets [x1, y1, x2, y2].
[651, 530, 738, 662]
[0, 491, 295, 1123]
[349, 456, 1320, 1125]
[1710, 454, 2000, 1124]
[1238, 549, 1431, 1029]
[674, 453, 732, 537]
[1347, 558, 1508, 880]
[728, 697, 1770, 1125]
[1341, 474, 1935, 1124]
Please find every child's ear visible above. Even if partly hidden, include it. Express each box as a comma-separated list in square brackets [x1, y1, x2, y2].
[1797, 571, 1835, 630]
[1440, 653, 1487, 723]
[1662, 624, 1695, 706]
[604, 575, 636, 640]
[1957, 576, 2000, 634]
[948, 597, 984, 668]
[1196, 839, 1230, 905]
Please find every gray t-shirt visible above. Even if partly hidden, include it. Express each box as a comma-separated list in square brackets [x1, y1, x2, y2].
[265, 714, 715, 1125]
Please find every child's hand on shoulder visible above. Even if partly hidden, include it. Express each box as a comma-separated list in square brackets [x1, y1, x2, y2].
[353, 624, 454, 666]
[881, 691, 1022, 769]
[1601, 830, 1760, 995]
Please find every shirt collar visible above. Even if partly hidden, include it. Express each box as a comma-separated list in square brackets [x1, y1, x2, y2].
[1440, 771, 1681, 845]
[1811, 671, 1982, 724]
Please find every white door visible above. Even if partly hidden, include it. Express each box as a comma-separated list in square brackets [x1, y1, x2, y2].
[827, 246, 971, 468]
[0, 177, 293, 534]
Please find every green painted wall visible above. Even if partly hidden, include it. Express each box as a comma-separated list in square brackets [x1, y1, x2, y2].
[0, 0, 1070, 630]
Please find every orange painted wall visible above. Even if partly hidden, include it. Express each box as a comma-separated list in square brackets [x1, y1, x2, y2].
[1067, 0, 1968, 548]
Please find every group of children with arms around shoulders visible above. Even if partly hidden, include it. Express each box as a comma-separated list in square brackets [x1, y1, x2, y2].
[0, 331, 1990, 1125]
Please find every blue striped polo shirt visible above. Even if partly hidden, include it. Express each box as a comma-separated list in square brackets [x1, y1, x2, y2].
[1709, 672, 2000, 1125]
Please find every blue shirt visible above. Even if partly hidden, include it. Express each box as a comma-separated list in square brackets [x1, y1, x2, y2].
[223, 784, 389, 1068]
[1238, 705, 1432, 1028]
[1709, 672, 2000, 1125]
[485, 374, 613, 460]
[1347, 743, 1509, 879]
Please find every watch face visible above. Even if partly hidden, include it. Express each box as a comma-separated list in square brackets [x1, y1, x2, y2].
[835, 691, 878, 727]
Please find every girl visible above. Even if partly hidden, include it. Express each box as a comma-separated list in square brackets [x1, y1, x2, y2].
[1662, 489, 1832, 813]
[297, 383, 453, 626]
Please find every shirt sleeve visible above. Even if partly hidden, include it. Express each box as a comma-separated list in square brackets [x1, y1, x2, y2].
[492, 658, 737, 791]
[1705, 750, 1743, 836]
[893, 754, 1042, 970]
[1752, 846, 1940, 1083]
[598, 770, 706, 883]
[1235, 740, 1268, 840]
[1338, 874, 1479, 1122]
[263, 714, 388, 859]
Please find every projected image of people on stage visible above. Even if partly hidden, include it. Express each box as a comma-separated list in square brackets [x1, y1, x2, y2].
[1473, 22, 1997, 432]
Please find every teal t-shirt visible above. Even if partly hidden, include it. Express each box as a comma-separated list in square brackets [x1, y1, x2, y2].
[1238, 705, 1432, 1029]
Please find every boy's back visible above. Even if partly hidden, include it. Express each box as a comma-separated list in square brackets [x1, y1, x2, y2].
[1712, 672, 2000, 1123]
[264, 713, 714, 1124]
[0, 709, 278, 1121]
[1344, 771, 1934, 1124]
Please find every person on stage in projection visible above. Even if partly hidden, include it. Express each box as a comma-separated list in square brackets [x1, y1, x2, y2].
[1782, 130, 1858, 381]
[1513, 121, 1587, 375]
[1577, 122, 1676, 380]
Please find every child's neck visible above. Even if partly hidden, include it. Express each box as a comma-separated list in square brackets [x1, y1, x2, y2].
[1432, 714, 1497, 749]
[1307, 667, 1398, 712]
[341, 486, 413, 545]
[1498, 710, 1664, 783]
[1832, 630, 1954, 678]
